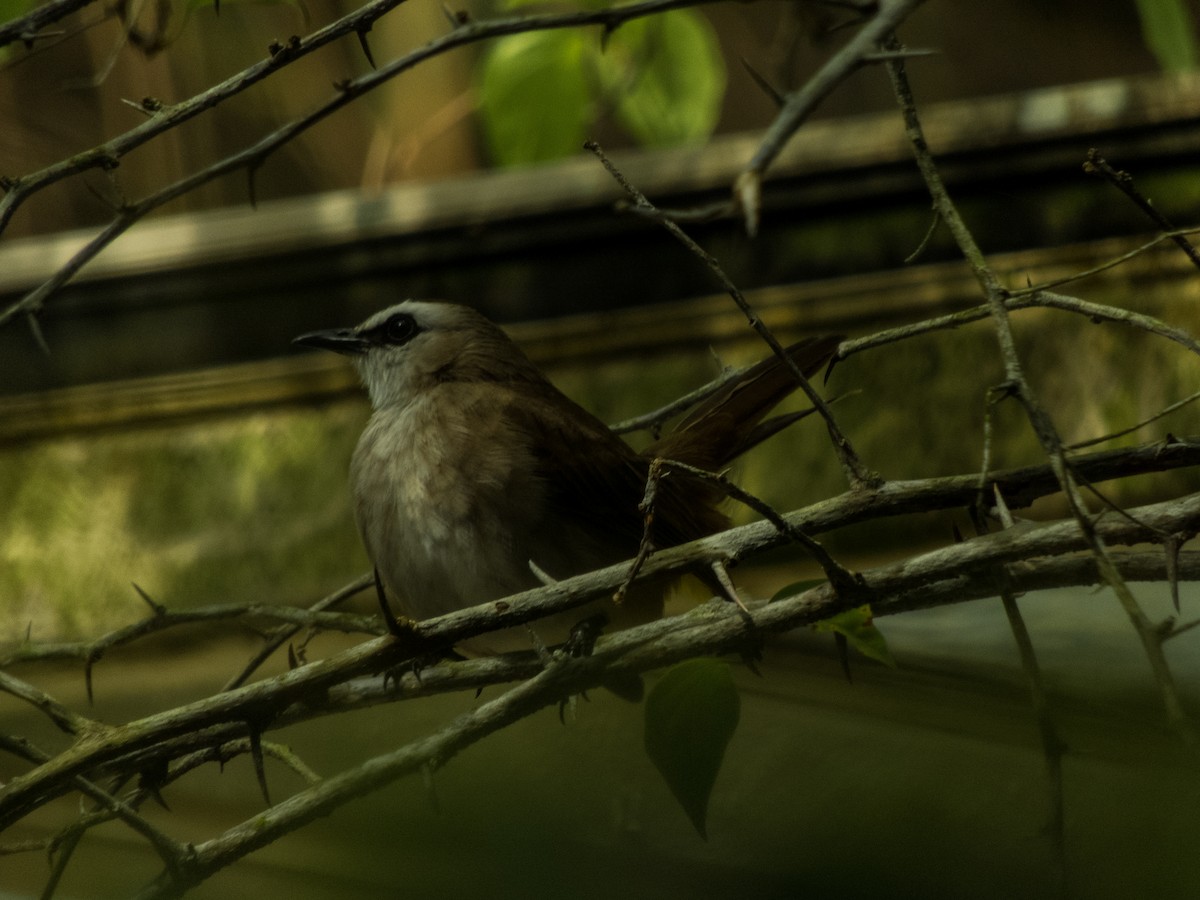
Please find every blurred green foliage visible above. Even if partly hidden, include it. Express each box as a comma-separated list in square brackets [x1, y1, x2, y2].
[475, 0, 1197, 167]
[477, 4, 725, 166]
[0, 404, 371, 641]
[1135, 0, 1199, 71]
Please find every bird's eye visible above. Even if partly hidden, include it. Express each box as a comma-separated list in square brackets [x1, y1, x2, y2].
[382, 313, 418, 345]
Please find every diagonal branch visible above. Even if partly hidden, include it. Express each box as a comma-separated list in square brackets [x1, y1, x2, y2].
[3, 446, 1197, 832]
[115, 500, 1200, 896]
[0, 0, 100, 48]
[735, 0, 926, 233]
[1084, 149, 1200, 270]
[883, 34, 1196, 741]
[837, 289, 1200, 361]
[0, 0, 743, 328]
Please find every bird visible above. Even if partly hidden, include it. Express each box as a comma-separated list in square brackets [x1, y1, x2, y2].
[294, 301, 841, 657]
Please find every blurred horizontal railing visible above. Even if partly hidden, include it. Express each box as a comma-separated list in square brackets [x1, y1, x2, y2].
[2, 72, 1200, 396]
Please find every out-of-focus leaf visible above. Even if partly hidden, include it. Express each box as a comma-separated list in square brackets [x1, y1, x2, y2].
[478, 30, 594, 166]
[644, 658, 740, 839]
[604, 10, 725, 148]
[813, 605, 896, 668]
[1135, 0, 1198, 72]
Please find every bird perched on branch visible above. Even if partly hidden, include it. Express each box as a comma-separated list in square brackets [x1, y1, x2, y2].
[295, 301, 841, 656]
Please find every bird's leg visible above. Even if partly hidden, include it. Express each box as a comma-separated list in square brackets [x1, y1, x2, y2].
[373, 567, 407, 637]
[372, 567, 453, 688]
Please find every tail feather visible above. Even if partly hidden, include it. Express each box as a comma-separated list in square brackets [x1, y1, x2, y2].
[644, 335, 842, 469]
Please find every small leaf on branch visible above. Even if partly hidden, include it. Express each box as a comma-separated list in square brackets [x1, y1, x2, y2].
[644, 658, 740, 839]
[768, 578, 826, 603]
[813, 605, 896, 668]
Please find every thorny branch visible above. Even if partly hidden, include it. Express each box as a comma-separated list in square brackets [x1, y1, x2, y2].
[139, 545, 1200, 900]
[4, 489, 1198, 893]
[0, 0, 936, 332]
[7, 437, 1194, 705]
[0, 0, 413, 240]
[3, 0, 1199, 893]
[0, 0, 753, 330]
[0, 0, 99, 49]
[1083, 149, 1200, 270]
[0, 586, 380, 670]
[882, 35, 1197, 740]
[3, 439, 1198, 827]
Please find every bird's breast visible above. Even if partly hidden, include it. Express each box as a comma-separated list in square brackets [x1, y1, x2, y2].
[349, 392, 546, 621]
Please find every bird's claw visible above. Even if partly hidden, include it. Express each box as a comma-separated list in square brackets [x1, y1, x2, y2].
[382, 645, 464, 692]
[560, 612, 609, 659]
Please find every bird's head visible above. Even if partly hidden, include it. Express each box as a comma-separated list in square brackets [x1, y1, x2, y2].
[293, 301, 541, 408]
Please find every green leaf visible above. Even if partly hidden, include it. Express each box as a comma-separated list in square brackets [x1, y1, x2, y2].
[768, 578, 826, 603]
[477, 30, 594, 166]
[603, 10, 726, 148]
[1135, 0, 1198, 72]
[813, 605, 896, 668]
[644, 658, 740, 839]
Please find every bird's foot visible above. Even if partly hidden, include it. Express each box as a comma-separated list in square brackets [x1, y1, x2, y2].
[382, 644, 465, 692]
[560, 612, 609, 658]
[556, 612, 644, 705]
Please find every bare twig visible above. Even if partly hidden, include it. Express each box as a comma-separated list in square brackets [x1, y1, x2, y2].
[1066, 392, 1200, 451]
[2, 591, 380, 670]
[614, 457, 666, 604]
[0, 669, 97, 735]
[1084, 150, 1200, 270]
[0, 0, 99, 49]
[837, 288, 1200, 363]
[652, 457, 867, 599]
[586, 140, 879, 490]
[223, 573, 374, 690]
[982, 489, 1066, 878]
[1008, 227, 1200, 298]
[736, 0, 926, 234]
[609, 364, 747, 436]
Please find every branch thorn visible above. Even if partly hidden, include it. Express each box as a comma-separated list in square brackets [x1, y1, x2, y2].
[356, 27, 376, 69]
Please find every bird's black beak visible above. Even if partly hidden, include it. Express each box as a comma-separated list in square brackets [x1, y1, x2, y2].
[293, 327, 370, 356]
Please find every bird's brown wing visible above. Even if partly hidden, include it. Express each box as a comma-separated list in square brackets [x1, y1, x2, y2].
[505, 382, 726, 560]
